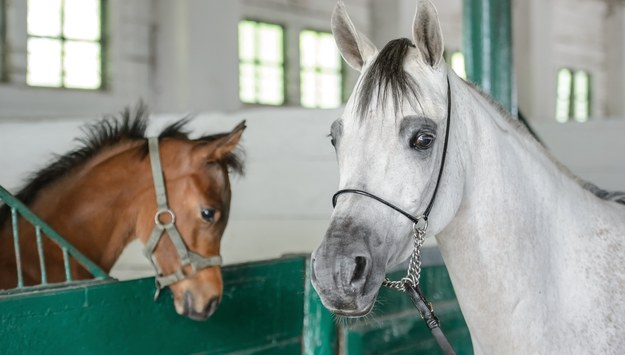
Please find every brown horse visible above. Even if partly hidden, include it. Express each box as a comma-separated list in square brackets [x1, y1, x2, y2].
[0, 106, 245, 320]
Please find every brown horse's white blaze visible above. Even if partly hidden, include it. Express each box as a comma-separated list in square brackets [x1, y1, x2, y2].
[0, 108, 245, 321]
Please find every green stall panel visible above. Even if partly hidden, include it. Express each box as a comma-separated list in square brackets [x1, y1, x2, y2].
[0, 257, 306, 355]
[0, 254, 471, 354]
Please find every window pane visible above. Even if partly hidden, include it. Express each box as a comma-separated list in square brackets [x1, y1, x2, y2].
[556, 69, 572, 122]
[573, 71, 589, 122]
[318, 33, 340, 70]
[258, 65, 283, 105]
[318, 73, 341, 108]
[258, 24, 283, 64]
[63, 0, 101, 41]
[300, 31, 316, 69]
[238, 21, 285, 105]
[27, 38, 62, 87]
[300, 70, 316, 108]
[239, 63, 256, 103]
[299, 30, 342, 108]
[64, 41, 101, 89]
[28, 0, 62, 37]
[239, 21, 255, 62]
[450, 52, 466, 80]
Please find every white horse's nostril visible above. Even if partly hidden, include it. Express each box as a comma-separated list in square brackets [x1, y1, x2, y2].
[350, 256, 368, 285]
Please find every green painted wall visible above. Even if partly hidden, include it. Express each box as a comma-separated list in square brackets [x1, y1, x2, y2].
[0, 257, 305, 354]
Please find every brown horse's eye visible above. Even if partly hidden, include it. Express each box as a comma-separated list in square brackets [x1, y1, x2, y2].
[201, 208, 216, 223]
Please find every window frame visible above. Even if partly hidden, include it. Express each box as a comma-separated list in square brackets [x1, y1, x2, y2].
[238, 18, 288, 106]
[555, 67, 591, 123]
[26, 0, 108, 91]
[298, 28, 345, 109]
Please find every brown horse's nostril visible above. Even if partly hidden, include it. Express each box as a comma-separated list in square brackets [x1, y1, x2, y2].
[182, 292, 220, 321]
[203, 296, 220, 318]
[183, 291, 193, 316]
[350, 256, 368, 286]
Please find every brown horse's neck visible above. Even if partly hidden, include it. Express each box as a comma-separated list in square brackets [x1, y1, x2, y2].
[26, 141, 153, 274]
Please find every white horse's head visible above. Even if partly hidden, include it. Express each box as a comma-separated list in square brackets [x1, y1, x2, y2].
[312, 0, 462, 316]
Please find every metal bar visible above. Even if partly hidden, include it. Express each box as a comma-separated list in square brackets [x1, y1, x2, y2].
[11, 208, 24, 288]
[0, 185, 108, 279]
[35, 226, 48, 285]
[62, 248, 72, 282]
[463, 0, 514, 113]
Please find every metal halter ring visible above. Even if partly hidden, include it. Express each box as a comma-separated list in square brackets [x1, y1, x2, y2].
[154, 208, 176, 228]
[413, 216, 428, 234]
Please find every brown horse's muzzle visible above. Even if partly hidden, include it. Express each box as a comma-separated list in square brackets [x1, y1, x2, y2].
[169, 267, 223, 321]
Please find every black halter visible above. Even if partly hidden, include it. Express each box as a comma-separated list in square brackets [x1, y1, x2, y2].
[332, 77, 452, 226]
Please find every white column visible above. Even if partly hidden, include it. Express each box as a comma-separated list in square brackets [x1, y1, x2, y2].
[514, 0, 555, 122]
[153, 0, 241, 113]
[606, 4, 625, 119]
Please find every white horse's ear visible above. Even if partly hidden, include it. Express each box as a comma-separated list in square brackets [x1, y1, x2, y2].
[412, 0, 444, 68]
[332, 1, 378, 71]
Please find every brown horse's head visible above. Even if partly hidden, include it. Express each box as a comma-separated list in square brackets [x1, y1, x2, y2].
[135, 122, 245, 321]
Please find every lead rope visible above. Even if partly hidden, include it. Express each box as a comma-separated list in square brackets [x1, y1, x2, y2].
[383, 220, 456, 355]
[382, 221, 427, 291]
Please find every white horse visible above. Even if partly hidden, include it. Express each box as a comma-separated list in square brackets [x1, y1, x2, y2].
[311, 1, 625, 353]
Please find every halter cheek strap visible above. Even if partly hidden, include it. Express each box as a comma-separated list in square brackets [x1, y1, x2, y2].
[143, 137, 222, 299]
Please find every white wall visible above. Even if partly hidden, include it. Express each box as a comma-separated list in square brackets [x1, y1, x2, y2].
[1, 108, 624, 279]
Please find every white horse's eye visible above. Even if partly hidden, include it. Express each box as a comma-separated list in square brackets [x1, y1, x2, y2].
[410, 132, 436, 150]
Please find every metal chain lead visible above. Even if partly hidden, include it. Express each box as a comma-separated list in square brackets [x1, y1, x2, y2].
[383, 221, 427, 291]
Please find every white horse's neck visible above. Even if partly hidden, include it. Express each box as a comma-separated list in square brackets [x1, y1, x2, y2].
[435, 75, 625, 354]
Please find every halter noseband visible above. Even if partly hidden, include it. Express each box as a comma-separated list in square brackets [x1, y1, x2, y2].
[143, 137, 223, 300]
[332, 77, 452, 231]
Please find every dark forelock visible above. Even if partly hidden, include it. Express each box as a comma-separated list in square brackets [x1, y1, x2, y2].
[355, 38, 422, 119]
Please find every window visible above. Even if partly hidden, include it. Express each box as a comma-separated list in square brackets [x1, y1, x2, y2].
[449, 51, 466, 80]
[238, 20, 285, 106]
[556, 68, 590, 123]
[27, 0, 104, 89]
[300, 30, 342, 109]
[444, 50, 466, 80]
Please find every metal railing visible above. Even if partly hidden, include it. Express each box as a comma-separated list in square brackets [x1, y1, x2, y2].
[0, 185, 109, 292]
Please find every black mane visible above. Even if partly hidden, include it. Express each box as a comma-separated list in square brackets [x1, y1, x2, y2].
[0, 105, 244, 231]
[356, 38, 422, 119]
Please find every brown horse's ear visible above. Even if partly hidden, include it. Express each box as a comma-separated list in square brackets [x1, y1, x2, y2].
[193, 120, 246, 164]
